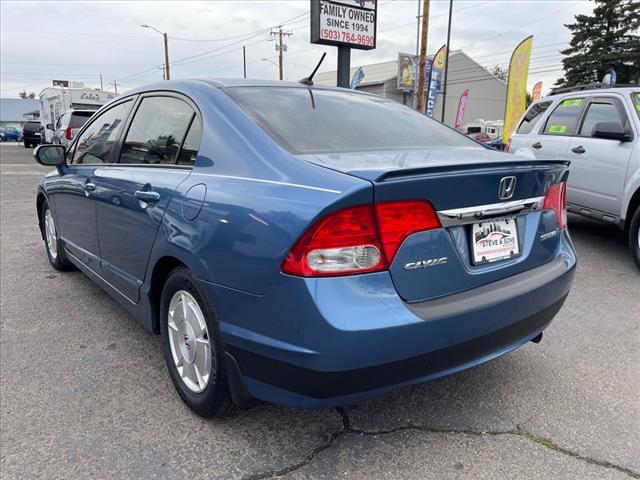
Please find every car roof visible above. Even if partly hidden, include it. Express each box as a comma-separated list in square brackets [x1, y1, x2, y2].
[547, 85, 638, 98]
[123, 78, 372, 97]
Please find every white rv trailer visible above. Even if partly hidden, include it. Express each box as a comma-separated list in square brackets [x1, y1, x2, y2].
[39, 87, 118, 143]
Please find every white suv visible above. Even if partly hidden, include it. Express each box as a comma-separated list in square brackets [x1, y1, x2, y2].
[509, 84, 640, 269]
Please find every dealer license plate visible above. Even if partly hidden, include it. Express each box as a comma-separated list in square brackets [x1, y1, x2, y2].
[471, 217, 520, 265]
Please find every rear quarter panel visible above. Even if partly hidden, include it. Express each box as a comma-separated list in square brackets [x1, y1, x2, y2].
[144, 82, 372, 295]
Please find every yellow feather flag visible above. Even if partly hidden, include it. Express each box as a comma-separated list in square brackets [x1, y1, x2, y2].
[503, 36, 533, 145]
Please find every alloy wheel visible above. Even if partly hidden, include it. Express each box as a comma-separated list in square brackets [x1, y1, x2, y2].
[167, 290, 214, 393]
[44, 209, 58, 260]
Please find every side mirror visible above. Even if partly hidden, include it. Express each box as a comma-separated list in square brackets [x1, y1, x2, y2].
[46, 123, 55, 130]
[33, 145, 66, 167]
[592, 122, 630, 142]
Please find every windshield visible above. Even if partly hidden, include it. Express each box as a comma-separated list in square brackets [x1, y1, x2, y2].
[226, 87, 481, 155]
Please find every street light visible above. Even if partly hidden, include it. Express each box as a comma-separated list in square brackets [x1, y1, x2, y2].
[141, 24, 170, 80]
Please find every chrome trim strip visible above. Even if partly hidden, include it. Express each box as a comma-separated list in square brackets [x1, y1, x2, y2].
[196, 173, 342, 194]
[438, 196, 545, 226]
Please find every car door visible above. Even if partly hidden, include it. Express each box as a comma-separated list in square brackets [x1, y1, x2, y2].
[95, 94, 199, 302]
[535, 97, 587, 161]
[47, 100, 133, 272]
[509, 100, 552, 154]
[566, 95, 634, 216]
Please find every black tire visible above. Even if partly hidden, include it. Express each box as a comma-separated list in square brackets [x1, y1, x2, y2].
[24, 142, 30, 148]
[629, 207, 640, 271]
[160, 267, 235, 418]
[41, 201, 74, 271]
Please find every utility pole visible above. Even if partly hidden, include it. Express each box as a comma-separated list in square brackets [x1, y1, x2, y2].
[441, 0, 453, 123]
[113, 81, 119, 94]
[243, 45, 247, 79]
[163, 32, 170, 80]
[99, 74, 103, 91]
[415, 0, 431, 113]
[271, 27, 292, 81]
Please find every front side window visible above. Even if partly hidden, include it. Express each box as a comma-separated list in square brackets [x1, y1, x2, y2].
[516, 101, 551, 134]
[543, 97, 585, 135]
[226, 87, 481, 154]
[73, 101, 132, 165]
[119, 96, 195, 165]
[578, 101, 625, 137]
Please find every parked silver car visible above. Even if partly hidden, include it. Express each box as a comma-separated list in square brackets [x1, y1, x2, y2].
[509, 84, 640, 269]
[48, 109, 95, 147]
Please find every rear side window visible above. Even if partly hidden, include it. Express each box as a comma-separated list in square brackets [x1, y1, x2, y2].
[633, 92, 640, 120]
[516, 101, 551, 134]
[70, 112, 93, 128]
[226, 87, 481, 154]
[543, 98, 585, 135]
[119, 96, 194, 165]
[578, 100, 626, 137]
[177, 116, 202, 166]
[73, 101, 132, 165]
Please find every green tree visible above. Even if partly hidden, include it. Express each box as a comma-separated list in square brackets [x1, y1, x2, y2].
[556, 0, 640, 87]
[489, 64, 508, 82]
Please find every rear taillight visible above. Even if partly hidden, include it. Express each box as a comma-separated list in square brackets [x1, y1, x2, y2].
[543, 182, 567, 229]
[65, 127, 73, 140]
[282, 201, 441, 277]
[374, 201, 441, 263]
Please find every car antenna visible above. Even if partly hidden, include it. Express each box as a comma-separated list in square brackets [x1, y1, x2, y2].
[299, 52, 326, 86]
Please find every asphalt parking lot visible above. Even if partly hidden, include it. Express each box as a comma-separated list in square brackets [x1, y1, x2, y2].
[0, 142, 638, 479]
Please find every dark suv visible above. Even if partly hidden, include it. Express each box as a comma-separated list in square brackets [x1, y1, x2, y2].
[22, 120, 42, 148]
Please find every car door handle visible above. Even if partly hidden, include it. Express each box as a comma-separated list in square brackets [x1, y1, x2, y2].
[531, 142, 542, 149]
[83, 182, 97, 192]
[571, 146, 586, 154]
[135, 190, 160, 202]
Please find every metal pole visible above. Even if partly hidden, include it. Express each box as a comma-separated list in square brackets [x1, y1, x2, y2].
[113, 81, 118, 95]
[163, 32, 170, 80]
[337, 46, 351, 88]
[415, 0, 430, 112]
[99, 74, 103, 91]
[243, 46, 247, 78]
[415, 0, 422, 56]
[441, 0, 453, 123]
[278, 27, 284, 81]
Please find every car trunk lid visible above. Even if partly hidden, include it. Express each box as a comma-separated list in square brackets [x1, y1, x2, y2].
[302, 149, 569, 302]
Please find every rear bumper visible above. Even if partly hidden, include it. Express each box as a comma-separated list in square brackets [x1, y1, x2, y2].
[227, 294, 566, 405]
[205, 235, 576, 408]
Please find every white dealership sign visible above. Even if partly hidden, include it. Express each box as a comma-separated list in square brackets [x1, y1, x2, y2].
[311, 0, 377, 50]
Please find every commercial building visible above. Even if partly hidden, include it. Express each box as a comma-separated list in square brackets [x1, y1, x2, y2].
[314, 50, 507, 127]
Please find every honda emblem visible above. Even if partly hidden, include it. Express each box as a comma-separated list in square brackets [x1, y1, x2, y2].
[498, 176, 516, 200]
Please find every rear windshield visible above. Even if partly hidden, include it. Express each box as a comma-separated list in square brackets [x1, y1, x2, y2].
[23, 122, 41, 131]
[70, 112, 93, 128]
[226, 87, 481, 154]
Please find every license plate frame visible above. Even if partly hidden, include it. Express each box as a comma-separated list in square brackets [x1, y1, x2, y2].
[471, 216, 521, 265]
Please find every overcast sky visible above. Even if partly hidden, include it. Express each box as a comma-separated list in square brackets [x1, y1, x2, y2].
[1, 0, 593, 98]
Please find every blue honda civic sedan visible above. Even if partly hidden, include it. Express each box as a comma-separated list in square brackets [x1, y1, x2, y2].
[33, 79, 576, 417]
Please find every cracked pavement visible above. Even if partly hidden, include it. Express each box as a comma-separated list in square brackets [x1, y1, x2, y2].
[1, 144, 639, 479]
